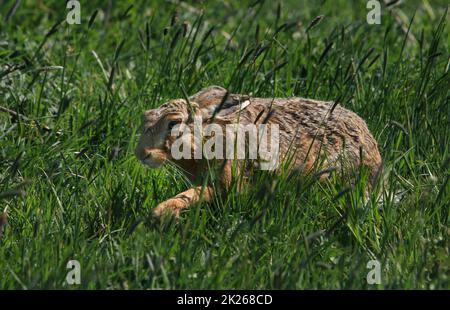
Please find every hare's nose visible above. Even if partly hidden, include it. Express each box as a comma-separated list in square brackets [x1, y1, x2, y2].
[135, 147, 148, 160]
[135, 147, 154, 161]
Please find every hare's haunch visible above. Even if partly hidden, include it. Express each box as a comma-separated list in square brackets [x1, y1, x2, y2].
[135, 86, 382, 217]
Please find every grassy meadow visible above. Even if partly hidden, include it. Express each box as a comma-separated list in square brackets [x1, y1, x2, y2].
[0, 0, 449, 289]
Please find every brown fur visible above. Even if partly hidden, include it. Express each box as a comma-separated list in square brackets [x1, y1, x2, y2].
[135, 86, 382, 217]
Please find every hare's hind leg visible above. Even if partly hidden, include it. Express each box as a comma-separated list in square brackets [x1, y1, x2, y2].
[153, 186, 214, 218]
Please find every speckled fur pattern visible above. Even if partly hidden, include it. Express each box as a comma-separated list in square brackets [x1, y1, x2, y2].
[135, 86, 382, 217]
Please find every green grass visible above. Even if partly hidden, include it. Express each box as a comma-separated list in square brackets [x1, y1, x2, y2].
[0, 0, 448, 289]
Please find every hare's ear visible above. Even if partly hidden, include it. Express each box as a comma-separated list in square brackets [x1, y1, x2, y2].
[185, 101, 201, 123]
[189, 85, 251, 119]
[200, 95, 251, 119]
[189, 85, 228, 105]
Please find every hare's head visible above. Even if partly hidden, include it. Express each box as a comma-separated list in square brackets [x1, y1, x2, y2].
[135, 99, 193, 167]
[135, 86, 251, 167]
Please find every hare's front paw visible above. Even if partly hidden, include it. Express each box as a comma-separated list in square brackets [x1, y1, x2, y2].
[153, 198, 187, 218]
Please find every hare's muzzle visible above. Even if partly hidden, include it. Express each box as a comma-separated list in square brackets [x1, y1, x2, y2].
[135, 146, 167, 168]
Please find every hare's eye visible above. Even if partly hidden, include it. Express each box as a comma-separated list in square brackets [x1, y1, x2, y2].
[168, 120, 180, 130]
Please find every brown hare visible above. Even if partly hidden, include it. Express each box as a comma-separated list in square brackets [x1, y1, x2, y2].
[135, 86, 382, 217]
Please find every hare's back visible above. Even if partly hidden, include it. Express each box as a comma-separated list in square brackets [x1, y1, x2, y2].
[250, 97, 381, 171]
